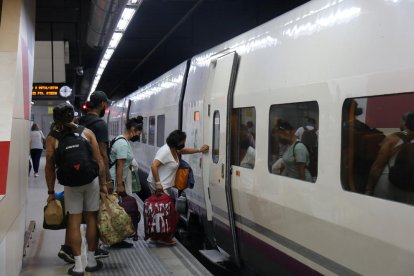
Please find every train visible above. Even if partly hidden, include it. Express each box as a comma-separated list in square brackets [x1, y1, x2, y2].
[106, 0, 414, 275]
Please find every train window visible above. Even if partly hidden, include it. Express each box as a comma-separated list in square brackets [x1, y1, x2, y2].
[149, 116, 155, 145]
[230, 107, 256, 169]
[157, 115, 165, 147]
[268, 101, 319, 183]
[341, 93, 414, 206]
[212, 111, 220, 163]
[142, 117, 148, 144]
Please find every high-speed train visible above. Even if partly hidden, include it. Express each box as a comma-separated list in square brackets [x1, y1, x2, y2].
[106, 0, 414, 275]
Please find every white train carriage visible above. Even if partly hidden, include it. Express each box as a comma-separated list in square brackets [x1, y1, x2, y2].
[108, 0, 414, 274]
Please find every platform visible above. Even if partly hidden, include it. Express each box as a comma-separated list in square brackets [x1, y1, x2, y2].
[20, 157, 212, 276]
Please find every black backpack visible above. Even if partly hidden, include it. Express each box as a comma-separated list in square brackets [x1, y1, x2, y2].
[389, 132, 414, 192]
[51, 126, 99, 186]
[300, 127, 318, 177]
[108, 136, 127, 168]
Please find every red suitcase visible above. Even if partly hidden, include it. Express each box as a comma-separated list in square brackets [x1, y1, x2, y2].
[118, 194, 140, 241]
[143, 193, 179, 240]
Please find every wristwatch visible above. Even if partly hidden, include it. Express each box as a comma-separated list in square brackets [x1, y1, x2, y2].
[48, 190, 55, 195]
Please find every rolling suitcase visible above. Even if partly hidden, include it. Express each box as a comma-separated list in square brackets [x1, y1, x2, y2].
[118, 194, 140, 241]
[143, 193, 179, 240]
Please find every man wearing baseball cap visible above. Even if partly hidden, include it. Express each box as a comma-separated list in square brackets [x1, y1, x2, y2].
[58, 91, 112, 264]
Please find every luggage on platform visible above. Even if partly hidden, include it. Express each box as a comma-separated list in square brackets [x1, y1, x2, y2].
[98, 194, 135, 245]
[143, 193, 179, 240]
[118, 194, 140, 241]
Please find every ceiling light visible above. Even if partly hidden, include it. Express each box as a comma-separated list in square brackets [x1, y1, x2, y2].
[108, 32, 123, 49]
[88, 1, 142, 98]
[117, 8, 136, 31]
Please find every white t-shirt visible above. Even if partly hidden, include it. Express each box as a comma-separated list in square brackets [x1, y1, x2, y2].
[240, 146, 255, 169]
[295, 126, 315, 140]
[30, 130, 45, 149]
[147, 144, 179, 190]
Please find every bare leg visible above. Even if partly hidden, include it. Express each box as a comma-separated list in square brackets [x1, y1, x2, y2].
[85, 211, 98, 252]
[67, 213, 83, 256]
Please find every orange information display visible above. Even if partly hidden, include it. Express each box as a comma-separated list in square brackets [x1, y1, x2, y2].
[32, 83, 72, 99]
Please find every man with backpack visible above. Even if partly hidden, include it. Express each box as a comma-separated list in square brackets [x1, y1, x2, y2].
[58, 91, 112, 263]
[45, 103, 107, 275]
[366, 112, 414, 205]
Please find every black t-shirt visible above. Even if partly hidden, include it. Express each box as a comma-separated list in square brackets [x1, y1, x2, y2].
[78, 114, 109, 143]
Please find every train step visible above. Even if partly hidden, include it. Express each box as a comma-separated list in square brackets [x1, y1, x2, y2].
[199, 249, 230, 264]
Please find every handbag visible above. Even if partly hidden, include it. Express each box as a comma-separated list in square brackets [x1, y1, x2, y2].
[131, 169, 141, 193]
[98, 194, 136, 245]
[43, 199, 66, 230]
[174, 167, 189, 190]
[174, 159, 195, 190]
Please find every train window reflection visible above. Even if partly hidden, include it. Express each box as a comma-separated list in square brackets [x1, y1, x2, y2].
[148, 116, 155, 145]
[231, 107, 256, 169]
[142, 117, 148, 144]
[212, 111, 220, 163]
[268, 101, 319, 183]
[341, 93, 414, 206]
[157, 115, 165, 147]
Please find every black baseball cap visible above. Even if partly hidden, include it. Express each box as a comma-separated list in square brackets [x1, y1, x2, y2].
[53, 103, 74, 124]
[90, 91, 111, 106]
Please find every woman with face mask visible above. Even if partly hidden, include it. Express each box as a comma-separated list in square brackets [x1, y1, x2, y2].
[147, 130, 209, 196]
[109, 117, 143, 195]
[276, 121, 313, 182]
[146, 129, 208, 245]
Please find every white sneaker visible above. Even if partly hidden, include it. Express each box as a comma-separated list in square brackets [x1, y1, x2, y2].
[34, 173, 39, 177]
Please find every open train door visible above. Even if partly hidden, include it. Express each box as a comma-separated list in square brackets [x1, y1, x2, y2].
[203, 51, 240, 266]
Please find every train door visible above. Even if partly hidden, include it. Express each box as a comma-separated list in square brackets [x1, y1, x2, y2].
[203, 52, 240, 264]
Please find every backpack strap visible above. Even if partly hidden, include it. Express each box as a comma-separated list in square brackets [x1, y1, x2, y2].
[109, 136, 127, 168]
[292, 141, 301, 162]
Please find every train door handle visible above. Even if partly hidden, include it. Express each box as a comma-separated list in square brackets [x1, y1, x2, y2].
[221, 163, 224, 178]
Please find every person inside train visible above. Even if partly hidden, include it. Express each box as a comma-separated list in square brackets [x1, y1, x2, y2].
[400, 111, 411, 131]
[58, 91, 111, 263]
[240, 130, 255, 169]
[246, 121, 256, 148]
[295, 116, 318, 140]
[276, 121, 313, 182]
[365, 112, 414, 204]
[29, 123, 45, 177]
[45, 103, 107, 275]
[147, 130, 209, 245]
[108, 116, 143, 248]
[341, 99, 385, 192]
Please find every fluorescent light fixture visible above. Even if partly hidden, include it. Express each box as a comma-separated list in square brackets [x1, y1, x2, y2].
[116, 8, 136, 32]
[104, 48, 114, 60]
[97, 67, 104, 75]
[88, 1, 142, 98]
[108, 32, 123, 49]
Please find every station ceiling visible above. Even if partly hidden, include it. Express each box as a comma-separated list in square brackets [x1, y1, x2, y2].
[35, 0, 309, 107]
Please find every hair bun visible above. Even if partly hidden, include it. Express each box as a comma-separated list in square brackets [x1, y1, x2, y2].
[136, 115, 143, 124]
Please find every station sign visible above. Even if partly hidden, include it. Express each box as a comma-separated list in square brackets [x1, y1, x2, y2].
[32, 83, 72, 100]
